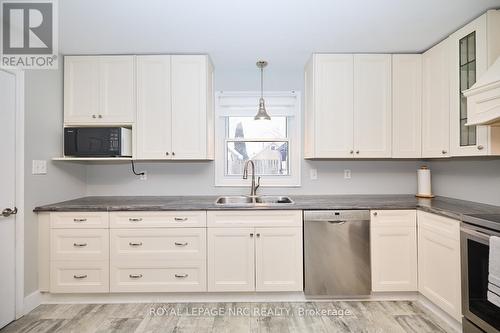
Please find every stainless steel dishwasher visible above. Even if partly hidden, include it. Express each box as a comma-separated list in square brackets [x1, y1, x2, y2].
[304, 210, 371, 298]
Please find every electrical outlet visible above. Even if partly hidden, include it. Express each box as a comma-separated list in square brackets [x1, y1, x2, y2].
[32, 160, 47, 175]
[310, 169, 318, 180]
[344, 169, 351, 179]
[140, 171, 147, 181]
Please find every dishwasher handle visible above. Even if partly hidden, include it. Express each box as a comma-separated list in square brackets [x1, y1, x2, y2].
[306, 219, 348, 224]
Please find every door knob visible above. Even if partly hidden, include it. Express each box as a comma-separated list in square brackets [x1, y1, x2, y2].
[477, 145, 484, 150]
[2, 207, 17, 217]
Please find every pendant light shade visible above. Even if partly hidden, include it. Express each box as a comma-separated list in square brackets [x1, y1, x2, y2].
[255, 60, 271, 120]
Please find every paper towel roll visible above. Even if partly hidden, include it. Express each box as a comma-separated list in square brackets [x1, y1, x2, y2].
[417, 166, 434, 198]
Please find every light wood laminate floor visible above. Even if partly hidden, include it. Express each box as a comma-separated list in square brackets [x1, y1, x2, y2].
[1, 301, 455, 333]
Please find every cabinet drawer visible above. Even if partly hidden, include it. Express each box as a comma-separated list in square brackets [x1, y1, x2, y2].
[110, 211, 206, 228]
[207, 210, 302, 228]
[371, 210, 416, 228]
[50, 212, 109, 229]
[110, 261, 206, 292]
[51, 229, 109, 261]
[50, 261, 109, 293]
[417, 211, 460, 241]
[110, 228, 206, 261]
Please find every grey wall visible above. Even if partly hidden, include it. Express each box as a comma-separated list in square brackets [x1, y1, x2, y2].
[429, 158, 500, 206]
[24, 69, 86, 296]
[85, 69, 423, 197]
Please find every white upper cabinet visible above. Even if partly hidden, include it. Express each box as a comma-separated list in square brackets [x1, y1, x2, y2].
[449, 11, 500, 156]
[392, 55, 422, 158]
[304, 54, 391, 158]
[304, 54, 354, 158]
[64, 57, 100, 124]
[353, 54, 392, 158]
[171, 55, 214, 160]
[136, 55, 172, 159]
[135, 55, 214, 160]
[64, 56, 135, 124]
[422, 39, 451, 158]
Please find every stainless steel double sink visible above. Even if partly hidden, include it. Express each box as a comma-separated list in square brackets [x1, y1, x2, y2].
[215, 195, 294, 207]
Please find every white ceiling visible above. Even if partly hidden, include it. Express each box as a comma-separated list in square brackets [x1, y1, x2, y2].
[60, 0, 500, 72]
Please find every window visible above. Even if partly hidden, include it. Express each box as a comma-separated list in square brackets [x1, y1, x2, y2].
[459, 32, 477, 146]
[215, 91, 301, 187]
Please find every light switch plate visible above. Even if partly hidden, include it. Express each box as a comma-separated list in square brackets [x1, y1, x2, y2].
[140, 171, 147, 181]
[344, 169, 351, 179]
[310, 169, 318, 180]
[32, 160, 47, 175]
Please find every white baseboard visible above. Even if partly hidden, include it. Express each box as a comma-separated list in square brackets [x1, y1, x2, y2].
[23, 290, 42, 315]
[39, 291, 419, 304]
[417, 295, 462, 333]
[40, 292, 307, 304]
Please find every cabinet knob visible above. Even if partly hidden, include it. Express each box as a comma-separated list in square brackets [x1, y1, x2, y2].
[441, 150, 447, 154]
[172, 152, 175, 156]
[350, 150, 354, 154]
[92, 115, 96, 119]
[166, 152, 169, 156]
[256, 233, 261, 237]
[373, 212, 378, 216]
[477, 145, 484, 150]
[98, 115, 103, 119]
[356, 150, 360, 154]
[250, 233, 254, 237]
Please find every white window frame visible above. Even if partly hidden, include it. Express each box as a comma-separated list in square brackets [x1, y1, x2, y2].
[215, 91, 301, 187]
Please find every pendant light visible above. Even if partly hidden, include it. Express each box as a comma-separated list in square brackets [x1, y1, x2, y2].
[255, 60, 271, 120]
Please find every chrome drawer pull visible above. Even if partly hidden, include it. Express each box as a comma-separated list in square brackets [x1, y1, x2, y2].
[129, 218, 143, 222]
[73, 243, 88, 247]
[73, 274, 87, 279]
[174, 217, 188, 222]
[73, 218, 87, 222]
[175, 274, 188, 278]
[174, 242, 188, 246]
[129, 274, 143, 279]
[129, 242, 143, 247]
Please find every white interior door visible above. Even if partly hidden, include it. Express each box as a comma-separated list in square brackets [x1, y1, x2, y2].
[0, 70, 17, 329]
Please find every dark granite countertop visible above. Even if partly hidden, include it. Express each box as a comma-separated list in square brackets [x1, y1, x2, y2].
[33, 194, 500, 221]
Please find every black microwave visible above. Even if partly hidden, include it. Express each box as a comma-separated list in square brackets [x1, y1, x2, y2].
[64, 127, 132, 157]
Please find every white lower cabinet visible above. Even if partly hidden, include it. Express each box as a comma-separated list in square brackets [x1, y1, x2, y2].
[207, 211, 303, 292]
[255, 227, 303, 292]
[417, 211, 462, 321]
[207, 228, 255, 292]
[109, 213, 207, 293]
[370, 210, 417, 292]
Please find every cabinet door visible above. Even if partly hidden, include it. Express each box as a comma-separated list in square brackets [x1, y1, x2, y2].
[64, 56, 100, 124]
[371, 210, 417, 292]
[171, 55, 209, 159]
[136, 55, 172, 159]
[353, 54, 392, 158]
[312, 54, 354, 158]
[99, 56, 135, 123]
[449, 14, 489, 156]
[255, 227, 303, 292]
[418, 212, 461, 321]
[207, 228, 255, 292]
[422, 39, 451, 158]
[392, 55, 422, 158]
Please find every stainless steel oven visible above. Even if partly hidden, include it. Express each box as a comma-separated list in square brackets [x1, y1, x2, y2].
[461, 217, 500, 333]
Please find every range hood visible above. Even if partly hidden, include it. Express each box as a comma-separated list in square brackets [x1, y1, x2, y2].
[465, 56, 500, 126]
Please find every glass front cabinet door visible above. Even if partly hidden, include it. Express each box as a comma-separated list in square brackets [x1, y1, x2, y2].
[449, 11, 500, 156]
